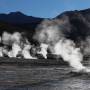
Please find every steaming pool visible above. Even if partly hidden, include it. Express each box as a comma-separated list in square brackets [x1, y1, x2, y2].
[0, 57, 90, 90]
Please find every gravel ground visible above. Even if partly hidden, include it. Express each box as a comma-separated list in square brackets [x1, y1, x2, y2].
[0, 58, 89, 90]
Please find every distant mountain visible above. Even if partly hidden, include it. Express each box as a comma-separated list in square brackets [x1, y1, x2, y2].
[0, 12, 45, 44]
[1, 9, 90, 44]
[0, 11, 43, 24]
[56, 8, 90, 20]
[55, 8, 90, 42]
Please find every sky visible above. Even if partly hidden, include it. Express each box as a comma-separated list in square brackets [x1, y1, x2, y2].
[0, 0, 90, 18]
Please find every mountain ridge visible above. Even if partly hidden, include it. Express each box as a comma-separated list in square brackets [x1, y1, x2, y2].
[0, 11, 44, 24]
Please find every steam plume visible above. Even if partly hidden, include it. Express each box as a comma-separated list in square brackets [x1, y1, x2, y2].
[33, 19, 90, 72]
[0, 31, 43, 59]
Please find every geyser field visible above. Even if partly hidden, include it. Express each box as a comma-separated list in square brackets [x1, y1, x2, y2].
[0, 9, 90, 89]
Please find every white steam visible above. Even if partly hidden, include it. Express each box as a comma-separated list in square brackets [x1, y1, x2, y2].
[0, 31, 48, 59]
[52, 38, 86, 71]
[33, 19, 90, 72]
[8, 42, 22, 58]
[0, 18, 90, 73]
[37, 43, 48, 59]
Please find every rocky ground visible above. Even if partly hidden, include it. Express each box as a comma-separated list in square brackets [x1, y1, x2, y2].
[0, 57, 89, 90]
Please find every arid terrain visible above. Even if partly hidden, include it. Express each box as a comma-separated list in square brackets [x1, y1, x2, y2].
[0, 57, 89, 90]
